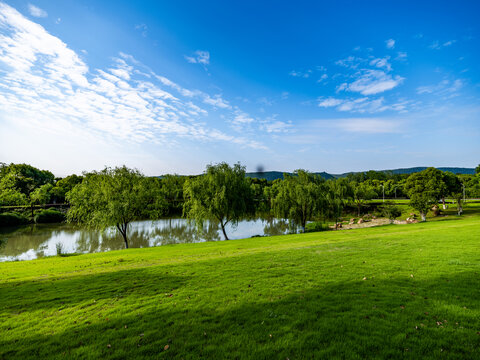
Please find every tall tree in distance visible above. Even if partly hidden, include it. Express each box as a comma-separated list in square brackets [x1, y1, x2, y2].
[271, 170, 326, 231]
[183, 162, 253, 240]
[404, 167, 444, 222]
[67, 166, 166, 249]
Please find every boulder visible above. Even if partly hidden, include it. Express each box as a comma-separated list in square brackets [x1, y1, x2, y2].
[357, 219, 364, 224]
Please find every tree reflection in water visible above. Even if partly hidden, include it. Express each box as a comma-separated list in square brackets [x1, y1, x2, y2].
[1, 217, 291, 261]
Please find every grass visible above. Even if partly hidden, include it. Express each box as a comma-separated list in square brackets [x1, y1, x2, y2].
[1, 205, 480, 359]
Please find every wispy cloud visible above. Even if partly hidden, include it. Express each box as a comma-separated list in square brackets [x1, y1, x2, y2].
[318, 96, 410, 114]
[336, 118, 401, 133]
[289, 69, 312, 78]
[0, 3, 268, 151]
[185, 50, 210, 66]
[27, 4, 47, 18]
[429, 40, 457, 50]
[416, 79, 463, 97]
[338, 69, 404, 95]
[135, 23, 147, 37]
[385, 39, 395, 49]
[369, 56, 392, 71]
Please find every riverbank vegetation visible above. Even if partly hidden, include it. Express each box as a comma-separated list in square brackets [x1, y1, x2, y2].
[1, 162, 480, 242]
[1, 204, 479, 358]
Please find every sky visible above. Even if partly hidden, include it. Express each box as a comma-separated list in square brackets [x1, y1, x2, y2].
[0, 0, 479, 177]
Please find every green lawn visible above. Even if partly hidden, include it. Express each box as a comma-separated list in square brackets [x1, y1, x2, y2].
[1, 206, 480, 359]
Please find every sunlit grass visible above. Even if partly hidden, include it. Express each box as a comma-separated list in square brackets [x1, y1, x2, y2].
[1, 204, 479, 359]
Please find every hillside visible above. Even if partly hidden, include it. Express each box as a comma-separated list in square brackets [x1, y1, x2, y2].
[245, 167, 475, 181]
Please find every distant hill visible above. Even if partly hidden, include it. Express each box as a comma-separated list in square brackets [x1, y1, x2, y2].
[246, 171, 334, 181]
[245, 167, 475, 181]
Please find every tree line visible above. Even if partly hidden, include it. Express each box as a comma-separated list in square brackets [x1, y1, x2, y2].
[1, 162, 479, 247]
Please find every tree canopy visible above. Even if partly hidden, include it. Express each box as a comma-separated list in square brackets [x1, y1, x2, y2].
[404, 167, 444, 221]
[183, 162, 253, 240]
[271, 170, 326, 230]
[67, 166, 166, 248]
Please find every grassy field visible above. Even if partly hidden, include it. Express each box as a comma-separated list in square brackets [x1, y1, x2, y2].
[1, 205, 480, 359]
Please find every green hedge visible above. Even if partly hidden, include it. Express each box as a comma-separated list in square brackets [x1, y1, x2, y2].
[34, 209, 66, 224]
[0, 212, 29, 227]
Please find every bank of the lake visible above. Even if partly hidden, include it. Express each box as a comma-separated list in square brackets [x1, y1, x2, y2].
[1, 204, 479, 359]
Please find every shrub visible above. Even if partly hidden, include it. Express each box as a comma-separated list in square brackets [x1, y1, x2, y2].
[55, 242, 64, 256]
[0, 212, 29, 227]
[34, 209, 66, 224]
[380, 203, 402, 223]
[304, 221, 330, 233]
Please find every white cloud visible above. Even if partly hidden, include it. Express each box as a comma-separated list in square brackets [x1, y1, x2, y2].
[202, 94, 230, 109]
[27, 4, 47, 18]
[339, 70, 404, 95]
[318, 97, 343, 108]
[0, 3, 268, 152]
[429, 40, 457, 50]
[396, 52, 407, 60]
[336, 118, 401, 133]
[135, 23, 147, 37]
[289, 69, 312, 78]
[260, 116, 292, 133]
[185, 50, 210, 66]
[317, 73, 328, 83]
[385, 39, 395, 49]
[318, 97, 394, 114]
[369, 56, 391, 71]
[416, 79, 463, 96]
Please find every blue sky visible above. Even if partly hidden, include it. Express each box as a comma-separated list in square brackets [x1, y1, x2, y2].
[0, 0, 479, 176]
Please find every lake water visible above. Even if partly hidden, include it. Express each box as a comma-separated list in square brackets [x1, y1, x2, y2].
[0, 218, 290, 262]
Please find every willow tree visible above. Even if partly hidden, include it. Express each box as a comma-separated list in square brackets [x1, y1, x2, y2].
[271, 170, 326, 231]
[183, 162, 253, 240]
[66, 166, 166, 248]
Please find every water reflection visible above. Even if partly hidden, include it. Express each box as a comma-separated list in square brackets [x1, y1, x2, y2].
[0, 218, 289, 262]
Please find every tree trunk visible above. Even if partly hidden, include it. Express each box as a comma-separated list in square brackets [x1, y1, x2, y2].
[442, 197, 446, 210]
[420, 212, 427, 222]
[116, 223, 129, 249]
[220, 222, 229, 240]
[457, 202, 463, 215]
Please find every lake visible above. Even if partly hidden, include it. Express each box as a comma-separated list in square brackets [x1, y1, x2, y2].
[0, 218, 290, 261]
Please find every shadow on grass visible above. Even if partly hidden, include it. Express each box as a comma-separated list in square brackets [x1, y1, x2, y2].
[0, 266, 188, 312]
[1, 269, 479, 359]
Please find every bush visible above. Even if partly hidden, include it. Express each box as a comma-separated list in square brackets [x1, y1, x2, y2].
[0, 212, 29, 227]
[34, 209, 66, 224]
[55, 242, 64, 256]
[304, 221, 330, 233]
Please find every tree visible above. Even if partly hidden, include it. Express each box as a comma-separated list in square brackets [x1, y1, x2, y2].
[404, 168, 444, 221]
[66, 166, 166, 248]
[0, 172, 27, 206]
[30, 183, 53, 205]
[326, 178, 352, 228]
[51, 174, 83, 203]
[183, 162, 253, 240]
[476, 164, 480, 175]
[351, 181, 377, 216]
[271, 170, 326, 231]
[0, 163, 54, 196]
